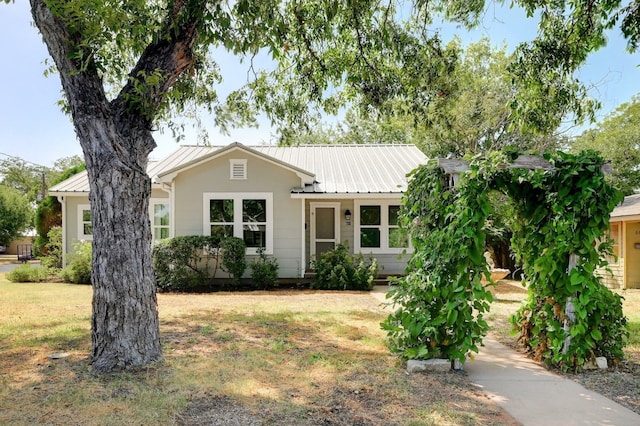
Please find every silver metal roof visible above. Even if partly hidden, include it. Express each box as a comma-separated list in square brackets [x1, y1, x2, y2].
[49, 160, 161, 193]
[50, 143, 427, 194]
[611, 194, 640, 218]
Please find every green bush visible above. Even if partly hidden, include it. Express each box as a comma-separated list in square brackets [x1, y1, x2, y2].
[152, 235, 222, 291]
[220, 237, 247, 286]
[250, 247, 279, 288]
[41, 226, 63, 270]
[312, 244, 378, 290]
[59, 240, 92, 284]
[6, 264, 50, 283]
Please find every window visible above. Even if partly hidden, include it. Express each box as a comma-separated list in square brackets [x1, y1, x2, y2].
[151, 201, 170, 241]
[204, 193, 273, 254]
[354, 201, 408, 253]
[230, 159, 247, 180]
[609, 222, 620, 262]
[78, 205, 93, 240]
[388, 205, 408, 248]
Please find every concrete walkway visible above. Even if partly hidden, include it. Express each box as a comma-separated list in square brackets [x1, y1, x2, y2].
[466, 338, 640, 425]
[370, 286, 640, 426]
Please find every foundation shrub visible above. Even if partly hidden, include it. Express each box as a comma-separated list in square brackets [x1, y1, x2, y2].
[312, 243, 378, 290]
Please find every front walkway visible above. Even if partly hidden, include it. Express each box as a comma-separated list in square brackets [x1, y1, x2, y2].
[370, 285, 640, 426]
[466, 338, 639, 426]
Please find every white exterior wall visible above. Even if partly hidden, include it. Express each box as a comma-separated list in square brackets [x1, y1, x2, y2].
[304, 198, 410, 275]
[171, 151, 303, 278]
[62, 189, 169, 254]
[64, 195, 90, 251]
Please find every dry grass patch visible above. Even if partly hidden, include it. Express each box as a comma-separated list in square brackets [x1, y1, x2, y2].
[487, 280, 640, 415]
[0, 278, 517, 425]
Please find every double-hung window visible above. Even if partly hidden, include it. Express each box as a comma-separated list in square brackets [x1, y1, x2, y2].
[204, 192, 273, 254]
[150, 200, 170, 241]
[354, 201, 408, 253]
[78, 205, 93, 240]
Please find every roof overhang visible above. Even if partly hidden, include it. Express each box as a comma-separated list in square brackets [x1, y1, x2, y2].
[290, 192, 404, 199]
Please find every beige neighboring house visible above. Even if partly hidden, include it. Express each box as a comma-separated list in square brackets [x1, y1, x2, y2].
[49, 143, 427, 278]
[601, 194, 640, 289]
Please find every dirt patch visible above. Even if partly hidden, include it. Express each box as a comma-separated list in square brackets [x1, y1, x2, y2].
[175, 395, 262, 426]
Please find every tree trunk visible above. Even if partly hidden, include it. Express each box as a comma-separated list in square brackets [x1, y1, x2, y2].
[82, 117, 162, 373]
[30, 0, 202, 373]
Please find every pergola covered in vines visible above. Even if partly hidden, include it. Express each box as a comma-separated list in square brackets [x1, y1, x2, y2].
[382, 150, 628, 371]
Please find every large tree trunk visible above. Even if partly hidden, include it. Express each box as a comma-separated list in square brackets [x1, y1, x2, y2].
[81, 119, 162, 373]
[31, 0, 202, 373]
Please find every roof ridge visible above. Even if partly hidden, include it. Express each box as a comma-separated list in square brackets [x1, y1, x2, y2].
[256, 144, 417, 147]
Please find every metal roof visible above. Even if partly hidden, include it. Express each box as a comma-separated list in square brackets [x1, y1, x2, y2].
[611, 194, 640, 218]
[50, 143, 427, 194]
[255, 144, 426, 193]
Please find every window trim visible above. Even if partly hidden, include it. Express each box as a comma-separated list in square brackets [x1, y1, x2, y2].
[77, 204, 93, 241]
[608, 222, 621, 264]
[149, 199, 171, 241]
[203, 192, 273, 255]
[353, 200, 410, 254]
[229, 159, 248, 180]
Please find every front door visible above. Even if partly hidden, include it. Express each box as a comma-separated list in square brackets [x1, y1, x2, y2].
[310, 203, 340, 262]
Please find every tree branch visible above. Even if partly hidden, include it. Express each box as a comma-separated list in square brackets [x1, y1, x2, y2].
[30, 0, 109, 125]
[113, 0, 208, 125]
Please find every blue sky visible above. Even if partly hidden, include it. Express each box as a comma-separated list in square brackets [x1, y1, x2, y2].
[0, 2, 638, 168]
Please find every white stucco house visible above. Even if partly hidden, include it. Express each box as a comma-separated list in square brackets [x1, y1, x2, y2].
[49, 143, 427, 278]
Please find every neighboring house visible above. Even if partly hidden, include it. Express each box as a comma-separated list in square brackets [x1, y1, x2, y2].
[601, 194, 640, 289]
[49, 143, 427, 278]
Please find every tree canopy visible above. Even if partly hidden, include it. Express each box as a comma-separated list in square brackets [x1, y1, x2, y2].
[0, 185, 32, 246]
[293, 37, 567, 157]
[571, 94, 640, 195]
[0, 155, 84, 203]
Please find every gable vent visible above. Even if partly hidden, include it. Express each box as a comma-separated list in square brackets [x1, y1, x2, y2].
[230, 159, 247, 180]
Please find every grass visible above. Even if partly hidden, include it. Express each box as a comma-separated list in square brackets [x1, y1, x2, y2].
[0, 275, 517, 426]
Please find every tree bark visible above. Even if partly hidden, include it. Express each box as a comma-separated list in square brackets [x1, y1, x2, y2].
[82, 117, 162, 373]
[30, 0, 179, 373]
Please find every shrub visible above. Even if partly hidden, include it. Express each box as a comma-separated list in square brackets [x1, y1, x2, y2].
[312, 244, 378, 290]
[152, 235, 222, 291]
[250, 247, 279, 288]
[41, 226, 63, 270]
[6, 264, 50, 283]
[220, 237, 247, 286]
[59, 240, 92, 284]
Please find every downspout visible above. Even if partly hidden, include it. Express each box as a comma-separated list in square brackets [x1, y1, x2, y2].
[57, 196, 67, 267]
[300, 197, 306, 278]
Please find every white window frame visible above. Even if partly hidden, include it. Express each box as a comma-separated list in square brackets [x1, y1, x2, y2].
[149, 199, 171, 241]
[77, 204, 93, 241]
[354, 200, 410, 254]
[229, 159, 248, 180]
[203, 192, 273, 255]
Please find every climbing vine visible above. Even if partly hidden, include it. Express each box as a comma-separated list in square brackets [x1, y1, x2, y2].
[501, 151, 627, 370]
[383, 150, 628, 371]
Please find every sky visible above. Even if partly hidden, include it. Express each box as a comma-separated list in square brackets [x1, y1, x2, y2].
[0, 2, 638, 168]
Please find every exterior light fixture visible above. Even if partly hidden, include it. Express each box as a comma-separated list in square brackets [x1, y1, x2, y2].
[345, 209, 352, 225]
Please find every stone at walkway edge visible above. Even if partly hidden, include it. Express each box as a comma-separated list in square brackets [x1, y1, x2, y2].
[406, 359, 451, 373]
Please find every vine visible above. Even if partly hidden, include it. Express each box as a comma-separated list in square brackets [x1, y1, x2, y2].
[383, 150, 628, 371]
